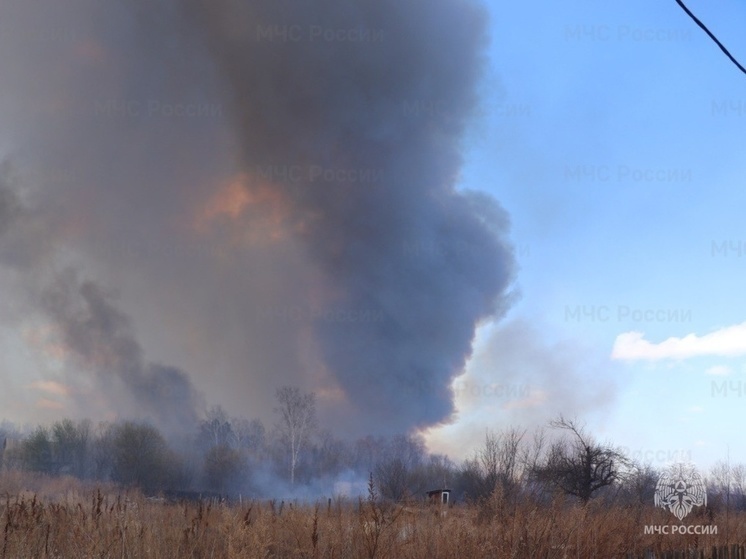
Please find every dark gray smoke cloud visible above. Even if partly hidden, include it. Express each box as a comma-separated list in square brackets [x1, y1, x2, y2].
[185, 0, 516, 431]
[0, 0, 515, 435]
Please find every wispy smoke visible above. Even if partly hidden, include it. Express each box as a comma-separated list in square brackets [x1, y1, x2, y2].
[0, 0, 515, 435]
[428, 319, 620, 457]
[0, 169, 29, 261]
[0, 183, 21, 237]
[468, 320, 617, 426]
[40, 272, 203, 434]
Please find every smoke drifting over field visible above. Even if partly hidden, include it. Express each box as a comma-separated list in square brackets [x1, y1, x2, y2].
[0, 0, 515, 434]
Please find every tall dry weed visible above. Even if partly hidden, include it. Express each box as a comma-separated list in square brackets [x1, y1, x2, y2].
[0, 471, 742, 559]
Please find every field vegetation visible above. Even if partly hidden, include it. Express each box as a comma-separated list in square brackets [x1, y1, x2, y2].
[1, 471, 745, 559]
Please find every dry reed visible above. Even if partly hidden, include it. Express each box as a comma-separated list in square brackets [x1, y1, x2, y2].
[1, 472, 743, 559]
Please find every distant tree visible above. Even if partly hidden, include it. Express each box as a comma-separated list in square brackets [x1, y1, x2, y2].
[21, 427, 53, 474]
[617, 463, 658, 506]
[457, 428, 524, 502]
[419, 454, 457, 490]
[374, 434, 426, 501]
[0, 420, 19, 442]
[375, 457, 410, 501]
[204, 444, 245, 493]
[710, 460, 746, 511]
[233, 417, 266, 457]
[274, 386, 317, 485]
[110, 422, 184, 493]
[0, 420, 21, 470]
[519, 427, 547, 499]
[731, 464, 746, 510]
[352, 435, 386, 474]
[311, 429, 350, 478]
[91, 422, 115, 481]
[51, 419, 91, 478]
[408, 454, 459, 497]
[198, 406, 235, 450]
[534, 416, 629, 504]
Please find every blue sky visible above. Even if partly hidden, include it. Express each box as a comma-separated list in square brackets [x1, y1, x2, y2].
[426, 0, 746, 469]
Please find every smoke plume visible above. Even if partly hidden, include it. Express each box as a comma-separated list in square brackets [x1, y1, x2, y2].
[41, 271, 203, 435]
[0, 0, 515, 435]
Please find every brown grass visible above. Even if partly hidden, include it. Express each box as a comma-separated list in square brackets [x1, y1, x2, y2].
[1, 472, 744, 559]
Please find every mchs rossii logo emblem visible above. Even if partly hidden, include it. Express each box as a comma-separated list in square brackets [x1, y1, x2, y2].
[654, 463, 707, 521]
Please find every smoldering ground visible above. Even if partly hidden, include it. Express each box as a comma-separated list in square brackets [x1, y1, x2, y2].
[0, 0, 515, 435]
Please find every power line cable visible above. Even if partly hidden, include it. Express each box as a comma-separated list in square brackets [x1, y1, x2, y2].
[674, 0, 746, 75]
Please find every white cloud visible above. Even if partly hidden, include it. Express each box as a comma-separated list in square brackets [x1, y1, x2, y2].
[611, 322, 746, 361]
[705, 365, 732, 376]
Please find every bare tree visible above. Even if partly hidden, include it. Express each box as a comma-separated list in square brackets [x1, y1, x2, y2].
[374, 457, 410, 501]
[710, 460, 746, 511]
[312, 429, 350, 478]
[232, 417, 266, 468]
[233, 417, 265, 453]
[374, 434, 426, 501]
[620, 463, 659, 506]
[519, 427, 546, 496]
[353, 435, 386, 474]
[733, 464, 746, 510]
[484, 428, 524, 493]
[459, 428, 525, 502]
[417, 453, 456, 491]
[535, 416, 629, 504]
[198, 406, 235, 449]
[274, 386, 317, 485]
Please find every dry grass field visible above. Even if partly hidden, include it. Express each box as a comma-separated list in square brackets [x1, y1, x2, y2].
[2, 472, 746, 559]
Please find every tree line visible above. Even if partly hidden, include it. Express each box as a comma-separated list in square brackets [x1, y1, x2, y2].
[1, 389, 745, 511]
